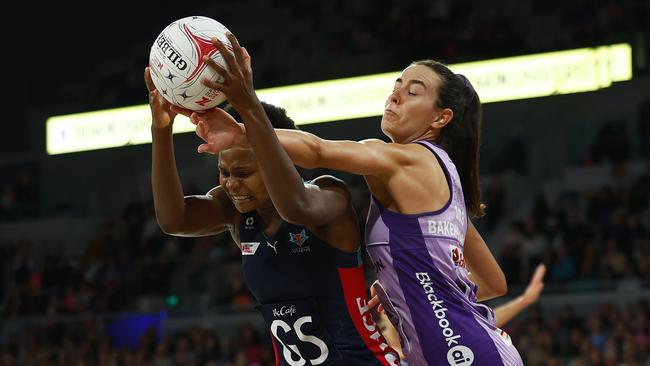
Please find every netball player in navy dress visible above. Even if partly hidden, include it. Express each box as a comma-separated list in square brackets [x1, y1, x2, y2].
[192, 33, 524, 365]
[146, 66, 399, 364]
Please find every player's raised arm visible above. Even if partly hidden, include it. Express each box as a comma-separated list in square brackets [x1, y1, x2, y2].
[146, 67, 236, 237]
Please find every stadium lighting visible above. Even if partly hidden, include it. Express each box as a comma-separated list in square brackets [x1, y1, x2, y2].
[46, 43, 632, 155]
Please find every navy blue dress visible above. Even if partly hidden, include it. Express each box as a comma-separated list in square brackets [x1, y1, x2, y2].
[239, 210, 400, 366]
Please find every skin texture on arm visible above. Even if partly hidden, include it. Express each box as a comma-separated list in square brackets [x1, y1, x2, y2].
[273, 130, 408, 176]
[494, 264, 546, 327]
[464, 220, 508, 301]
[146, 67, 237, 238]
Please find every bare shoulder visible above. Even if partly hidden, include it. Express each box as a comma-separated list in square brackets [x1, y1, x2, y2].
[310, 174, 347, 187]
[359, 138, 388, 145]
[309, 175, 352, 197]
[360, 139, 425, 165]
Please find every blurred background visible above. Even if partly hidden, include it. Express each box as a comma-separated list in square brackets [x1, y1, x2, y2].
[1, 0, 650, 365]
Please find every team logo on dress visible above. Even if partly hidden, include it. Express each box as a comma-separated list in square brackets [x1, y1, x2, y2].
[495, 327, 513, 347]
[272, 305, 296, 317]
[449, 245, 466, 268]
[267, 241, 278, 255]
[289, 229, 311, 253]
[241, 242, 260, 255]
[244, 217, 255, 230]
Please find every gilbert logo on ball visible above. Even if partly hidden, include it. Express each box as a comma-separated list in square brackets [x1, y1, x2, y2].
[149, 16, 232, 111]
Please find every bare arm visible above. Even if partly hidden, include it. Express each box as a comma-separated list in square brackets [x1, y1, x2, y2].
[464, 220, 507, 301]
[494, 264, 546, 327]
[146, 67, 236, 237]
[275, 128, 417, 176]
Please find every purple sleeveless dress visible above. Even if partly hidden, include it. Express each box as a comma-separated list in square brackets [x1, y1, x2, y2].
[365, 141, 523, 366]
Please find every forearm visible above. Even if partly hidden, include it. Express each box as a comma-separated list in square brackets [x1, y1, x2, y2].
[275, 129, 396, 176]
[239, 104, 314, 219]
[494, 296, 528, 328]
[151, 125, 187, 232]
[275, 129, 324, 169]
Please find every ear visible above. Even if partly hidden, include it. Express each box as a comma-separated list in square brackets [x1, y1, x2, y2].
[431, 108, 454, 129]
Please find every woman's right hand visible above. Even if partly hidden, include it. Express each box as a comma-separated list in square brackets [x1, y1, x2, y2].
[144, 66, 177, 129]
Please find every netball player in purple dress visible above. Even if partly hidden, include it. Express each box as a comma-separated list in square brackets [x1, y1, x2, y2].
[189, 32, 524, 365]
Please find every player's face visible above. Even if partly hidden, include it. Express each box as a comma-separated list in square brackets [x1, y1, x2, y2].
[218, 147, 270, 213]
[381, 64, 442, 143]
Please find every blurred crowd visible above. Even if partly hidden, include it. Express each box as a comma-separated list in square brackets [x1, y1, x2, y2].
[508, 300, 650, 366]
[0, 321, 274, 366]
[1, 299, 648, 366]
[489, 160, 650, 286]
[1, 199, 252, 317]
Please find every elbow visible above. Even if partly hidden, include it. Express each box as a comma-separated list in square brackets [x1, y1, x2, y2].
[493, 272, 508, 297]
[157, 222, 176, 236]
[156, 216, 180, 236]
[480, 272, 508, 300]
[495, 280, 508, 297]
[480, 278, 507, 302]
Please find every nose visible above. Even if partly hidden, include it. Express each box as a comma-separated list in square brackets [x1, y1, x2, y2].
[388, 89, 400, 105]
[225, 177, 240, 191]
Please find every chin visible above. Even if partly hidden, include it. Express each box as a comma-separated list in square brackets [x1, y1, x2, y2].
[380, 121, 394, 141]
[233, 202, 256, 213]
[380, 128, 397, 143]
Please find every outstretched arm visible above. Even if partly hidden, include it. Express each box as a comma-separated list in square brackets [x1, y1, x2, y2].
[146, 67, 236, 237]
[185, 112, 416, 177]
[274, 130, 403, 176]
[464, 220, 508, 301]
[494, 264, 546, 327]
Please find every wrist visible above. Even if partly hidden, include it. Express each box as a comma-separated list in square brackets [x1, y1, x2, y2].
[238, 99, 266, 124]
[233, 132, 248, 147]
[151, 123, 173, 134]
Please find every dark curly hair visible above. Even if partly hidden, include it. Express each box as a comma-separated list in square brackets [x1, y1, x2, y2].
[224, 101, 298, 130]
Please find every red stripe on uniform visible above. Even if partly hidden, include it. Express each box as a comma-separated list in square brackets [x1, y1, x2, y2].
[270, 331, 280, 366]
[337, 266, 401, 366]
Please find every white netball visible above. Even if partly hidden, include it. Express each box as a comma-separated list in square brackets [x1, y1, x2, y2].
[148, 16, 231, 111]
